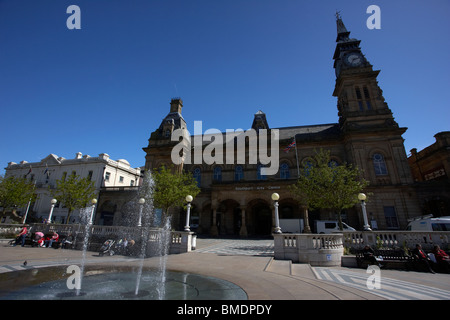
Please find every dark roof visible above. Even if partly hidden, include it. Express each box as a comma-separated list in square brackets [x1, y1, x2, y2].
[188, 123, 341, 145]
[277, 123, 341, 141]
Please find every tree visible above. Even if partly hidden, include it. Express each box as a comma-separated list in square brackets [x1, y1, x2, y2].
[49, 174, 96, 224]
[289, 149, 369, 230]
[150, 165, 200, 220]
[0, 175, 36, 220]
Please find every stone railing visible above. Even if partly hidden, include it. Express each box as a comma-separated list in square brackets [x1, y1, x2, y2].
[0, 224, 25, 236]
[273, 231, 450, 266]
[273, 233, 344, 266]
[343, 231, 450, 251]
[170, 231, 194, 254]
[1, 223, 195, 255]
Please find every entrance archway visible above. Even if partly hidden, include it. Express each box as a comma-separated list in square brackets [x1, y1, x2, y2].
[97, 200, 117, 226]
[248, 199, 272, 236]
[217, 199, 240, 235]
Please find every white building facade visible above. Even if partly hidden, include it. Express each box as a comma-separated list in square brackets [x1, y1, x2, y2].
[4, 152, 141, 224]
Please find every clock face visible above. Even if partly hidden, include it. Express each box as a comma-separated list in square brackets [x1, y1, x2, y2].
[344, 53, 363, 67]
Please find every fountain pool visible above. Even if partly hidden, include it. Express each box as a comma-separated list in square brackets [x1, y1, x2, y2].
[0, 171, 231, 300]
[0, 265, 247, 300]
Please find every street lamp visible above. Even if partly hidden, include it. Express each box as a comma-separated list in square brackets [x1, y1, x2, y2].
[48, 199, 57, 223]
[358, 193, 372, 231]
[184, 195, 193, 232]
[89, 198, 97, 225]
[272, 193, 281, 234]
[138, 198, 145, 227]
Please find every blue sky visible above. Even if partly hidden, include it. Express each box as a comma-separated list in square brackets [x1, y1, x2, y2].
[1, 0, 449, 174]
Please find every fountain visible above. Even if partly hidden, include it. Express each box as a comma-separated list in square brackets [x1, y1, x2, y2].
[63, 202, 96, 297]
[76, 207, 91, 296]
[0, 171, 248, 300]
[133, 170, 160, 298]
[0, 265, 247, 300]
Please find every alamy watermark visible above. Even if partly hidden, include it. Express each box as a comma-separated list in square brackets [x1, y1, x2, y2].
[65, 264, 382, 292]
[66, 265, 81, 290]
[366, 265, 381, 290]
[66, 5, 81, 30]
[170, 121, 280, 175]
[367, 5, 381, 30]
[66, 5, 381, 31]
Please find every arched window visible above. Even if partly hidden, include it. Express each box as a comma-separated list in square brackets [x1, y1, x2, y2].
[213, 166, 222, 182]
[234, 165, 243, 181]
[373, 153, 388, 175]
[355, 86, 364, 111]
[304, 160, 313, 176]
[257, 165, 266, 180]
[363, 86, 372, 110]
[328, 160, 339, 168]
[280, 163, 290, 179]
[193, 167, 201, 186]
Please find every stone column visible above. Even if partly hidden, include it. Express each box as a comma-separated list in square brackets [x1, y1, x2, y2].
[210, 207, 219, 236]
[302, 205, 312, 233]
[197, 210, 203, 233]
[112, 201, 123, 226]
[239, 207, 248, 237]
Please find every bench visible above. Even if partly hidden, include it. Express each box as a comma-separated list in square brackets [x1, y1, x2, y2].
[356, 249, 414, 270]
[32, 233, 66, 248]
[8, 233, 35, 246]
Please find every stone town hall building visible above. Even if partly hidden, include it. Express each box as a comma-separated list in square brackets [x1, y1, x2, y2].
[142, 16, 421, 236]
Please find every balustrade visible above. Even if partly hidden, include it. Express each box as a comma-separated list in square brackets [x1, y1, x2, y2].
[274, 233, 344, 266]
[283, 235, 297, 248]
[274, 230, 450, 266]
[343, 231, 450, 250]
[4, 223, 195, 254]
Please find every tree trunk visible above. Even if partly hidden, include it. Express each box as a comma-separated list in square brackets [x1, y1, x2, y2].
[337, 210, 344, 231]
[66, 210, 73, 224]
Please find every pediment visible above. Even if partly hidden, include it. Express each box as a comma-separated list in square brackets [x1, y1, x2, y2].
[40, 154, 61, 165]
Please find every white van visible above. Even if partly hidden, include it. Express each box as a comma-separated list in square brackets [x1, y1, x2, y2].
[315, 220, 356, 234]
[279, 219, 304, 233]
[406, 216, 450, 231]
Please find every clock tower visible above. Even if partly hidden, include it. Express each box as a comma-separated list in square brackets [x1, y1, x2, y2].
[332, 13, 400, 133]
[330, 12, 419, 213]
[331, 13, 420, 226]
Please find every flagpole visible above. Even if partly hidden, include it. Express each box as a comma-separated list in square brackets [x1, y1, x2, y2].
[23, 180, 36, 224]
[294, 135, 300, 178]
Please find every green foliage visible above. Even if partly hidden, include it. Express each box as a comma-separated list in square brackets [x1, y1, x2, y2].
[376, 236, 383, 249]
[0, 175, 36, 215]
[49, 174, 96, 223]
[343, 246, 352, 255]
[151, 165, 200, 217]
[289, 149, 369, 230]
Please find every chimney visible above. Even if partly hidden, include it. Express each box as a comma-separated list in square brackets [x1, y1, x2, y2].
[170, 98, 183, 114]
[99, 153, 110, 161]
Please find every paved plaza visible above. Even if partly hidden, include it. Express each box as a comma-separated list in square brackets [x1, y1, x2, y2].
[1, 238, 450, 300]
[194, 237, 274, 256]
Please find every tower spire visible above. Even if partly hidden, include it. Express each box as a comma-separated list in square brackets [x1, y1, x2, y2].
[333, 12, 366, 77]
[335, 11, 350, 42]
[332, 14, 399, 132]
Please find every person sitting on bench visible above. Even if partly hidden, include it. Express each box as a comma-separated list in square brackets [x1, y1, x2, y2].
[412, 244, 435, 274]
[44, 232, 59, 248]
[432, 245, 450, 273]
[363, 245, 382, 267]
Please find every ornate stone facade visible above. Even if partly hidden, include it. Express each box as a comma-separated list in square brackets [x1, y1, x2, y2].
[4, 153, 141, 224]
[142, 16, 422, 235]
[408, 131, 450, 216]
